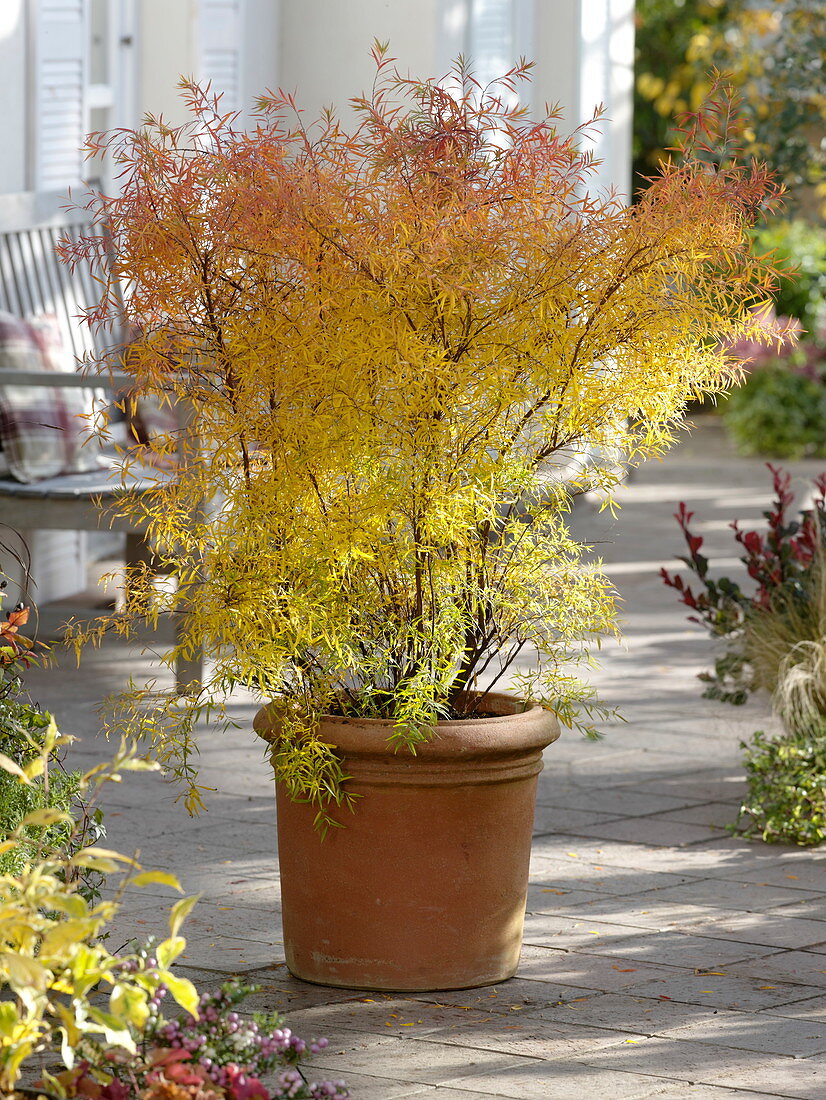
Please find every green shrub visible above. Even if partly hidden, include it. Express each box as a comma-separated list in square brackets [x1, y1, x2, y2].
[0, 601, 103, 897]
[751, 218, 826, 336]
[721, 364, 826, 459]
[736, 727, 826, 846]
[0, 703, 80, 877]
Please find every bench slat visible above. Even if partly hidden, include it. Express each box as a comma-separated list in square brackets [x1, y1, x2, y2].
[0, 369, 134, 388]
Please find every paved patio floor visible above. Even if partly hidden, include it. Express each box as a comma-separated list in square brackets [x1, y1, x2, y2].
[24, 415, 826, 1098]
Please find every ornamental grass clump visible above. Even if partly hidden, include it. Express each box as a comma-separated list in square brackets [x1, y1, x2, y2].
[61, 50, 782, 824]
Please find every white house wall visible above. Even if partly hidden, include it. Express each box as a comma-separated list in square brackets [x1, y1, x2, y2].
[138, 0, 199, 127]
[278, 0, 442, 128]
[0, 1, 29, 193]
[276, 0, 633, 200]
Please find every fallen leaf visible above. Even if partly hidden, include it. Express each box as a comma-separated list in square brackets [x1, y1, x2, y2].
[758, 986, 776, 990]
[612, 966, 636, 972]
[566, 852, 579, 858]
[624, 1039, 639, 1043]
[541, 889, 568, 895]
[659, 996, 671, 1000]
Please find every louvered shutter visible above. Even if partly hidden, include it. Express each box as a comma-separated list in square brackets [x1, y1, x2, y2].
[33, 0, 87, 189]
[199, 0, 242, 113]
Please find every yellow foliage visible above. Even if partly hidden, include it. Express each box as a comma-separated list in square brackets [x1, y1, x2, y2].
[62, 54, 783, 821]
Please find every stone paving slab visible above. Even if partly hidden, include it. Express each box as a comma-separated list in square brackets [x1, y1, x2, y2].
[706, 1060, 826, 1100]
[621, 971, 825, 1013]
[766, 995, 826, 1021]
[653, 1009, 826, 1058]
[21, 417, 826, 1098]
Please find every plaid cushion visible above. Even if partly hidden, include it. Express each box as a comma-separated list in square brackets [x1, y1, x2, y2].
[0, 311, 105, 483]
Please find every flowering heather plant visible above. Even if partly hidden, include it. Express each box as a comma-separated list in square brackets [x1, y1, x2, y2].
[661, 464, 826, 703]
[53, 978, 348, 1100]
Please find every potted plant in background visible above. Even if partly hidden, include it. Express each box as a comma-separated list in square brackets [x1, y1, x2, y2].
[61, 50, 781, 990]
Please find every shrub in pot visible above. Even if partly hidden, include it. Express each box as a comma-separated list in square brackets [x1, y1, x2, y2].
[62, 54, 781, 988]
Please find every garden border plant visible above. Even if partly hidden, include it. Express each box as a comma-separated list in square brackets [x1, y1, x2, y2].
[0, 695, 350, 1098]
[662, 464, 826, 845]
[718, 216, 826, 459]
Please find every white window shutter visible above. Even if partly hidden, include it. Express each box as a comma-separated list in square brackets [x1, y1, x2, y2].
[33, 0, 87, 190]
[199, 0, 242, 113]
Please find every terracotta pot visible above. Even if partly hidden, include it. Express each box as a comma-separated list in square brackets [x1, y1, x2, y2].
[255, 693, 559, 991]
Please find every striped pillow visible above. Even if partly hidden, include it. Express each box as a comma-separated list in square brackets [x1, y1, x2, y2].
[0, 311, 105, 483]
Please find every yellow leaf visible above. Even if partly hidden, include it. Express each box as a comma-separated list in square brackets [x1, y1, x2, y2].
[71, 846, 139, 873]
[156, 936, 186, 970]
[131, 870, 183, 891]
[0, 753, 29, 784]
[0, 953, 48, 991]
[160, 971, 199, 1016]
[168, 894, 199, 939]
[22, 756, 45, 782]
[18, 808, 73, 829]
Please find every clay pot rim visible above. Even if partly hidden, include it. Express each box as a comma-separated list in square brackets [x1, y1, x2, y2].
[255, 690, 560, 756]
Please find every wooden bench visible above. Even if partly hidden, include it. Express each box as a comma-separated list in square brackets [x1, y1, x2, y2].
[0, 190, 201, 692]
